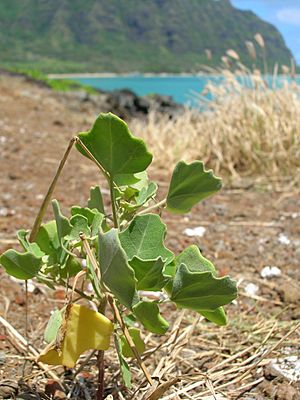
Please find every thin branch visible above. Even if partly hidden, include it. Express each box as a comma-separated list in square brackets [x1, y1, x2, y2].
[109, 177, 119, 228]
[29, 137, 76, 242]
[75, 137, 109, 181]
[106, 293, 153, 386]
[138, 199, 167, 215]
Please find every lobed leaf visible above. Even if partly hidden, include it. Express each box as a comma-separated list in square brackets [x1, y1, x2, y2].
[176, 245, 216, 275]
[129, 257, 166, 291]
[166, 161, 222, 214]
[17, 229, 45, 258]
[0, 249, 42, 279]
[76, 113, 152, 177]
[119, 214, 174, 263]
[174, 246, 228, 325]
[171, 264, 237, 311]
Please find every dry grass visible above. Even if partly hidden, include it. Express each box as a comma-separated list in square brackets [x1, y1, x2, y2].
[131, 70, 300, 182]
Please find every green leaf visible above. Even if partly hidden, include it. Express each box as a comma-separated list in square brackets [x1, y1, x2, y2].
[35, 221, 60, 258]
[71, 207, 104, 237]
[87, 186, 104, 214]
[120, 327, 145, 358]
[44, 309, 63, 343]
[76, 113, 152, 177]
[198, 308, 227, 326]
[98, 229, 138, 309]
[0, 249, 42, 279]
[174, 246, 228, 325]
[60, 256, 82, 279]
[114, 173, 143, 186]
[67, 215, 90, 240]
[17, 229, 45, 258]
[52, 200, 72, 241]
[171, 264, 237, 311]
[71, 206, 98, 225]
[135, 182, 157, 206]
[119, 214, 174, 263]
[166, 161, 222, 214]
[176, 245, 216, 275]
[114, 334, 132, 389]
[133, 301, 169, 334]
[130, 257, 166, 290]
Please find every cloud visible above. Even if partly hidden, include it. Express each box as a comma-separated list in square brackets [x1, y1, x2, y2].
[276, 8, 300, 26]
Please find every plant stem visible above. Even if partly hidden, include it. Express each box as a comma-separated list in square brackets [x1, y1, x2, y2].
[107, 294, 153, 386]
[138, 198, 166, 215]
[96, 298, 107, 400]
[109, 177, 119, 228]
[29, 137, 76, 242]
[75, 137, 109, 182]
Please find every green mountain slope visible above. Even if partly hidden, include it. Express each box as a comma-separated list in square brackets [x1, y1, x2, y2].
[0, 0, 293, 73]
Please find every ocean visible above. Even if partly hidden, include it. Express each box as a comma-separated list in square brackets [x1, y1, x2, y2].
[63, 74, 300, 106]
[66, 75, 220, 105]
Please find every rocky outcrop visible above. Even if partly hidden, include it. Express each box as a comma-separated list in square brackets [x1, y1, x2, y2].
[57, 88, 184, 120]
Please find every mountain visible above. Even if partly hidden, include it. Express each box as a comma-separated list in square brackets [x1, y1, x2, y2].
[0, 0, 294, 73]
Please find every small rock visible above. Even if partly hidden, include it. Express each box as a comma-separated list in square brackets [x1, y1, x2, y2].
[280, 282, 300, 304]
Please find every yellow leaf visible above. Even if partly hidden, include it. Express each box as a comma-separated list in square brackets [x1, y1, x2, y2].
[38, 304, 113, 368]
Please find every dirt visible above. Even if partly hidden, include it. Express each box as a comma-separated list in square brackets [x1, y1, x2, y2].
[0, 74, 299, 399]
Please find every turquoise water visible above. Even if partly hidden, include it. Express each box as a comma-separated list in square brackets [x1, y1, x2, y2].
[70, 75, 300, 105]
[71, 75, 219, 105]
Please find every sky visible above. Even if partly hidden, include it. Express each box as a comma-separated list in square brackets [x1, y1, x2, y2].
[231, 0, 300, 62]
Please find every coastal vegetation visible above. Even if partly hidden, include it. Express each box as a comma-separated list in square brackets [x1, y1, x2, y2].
[0, 0, 293, 73]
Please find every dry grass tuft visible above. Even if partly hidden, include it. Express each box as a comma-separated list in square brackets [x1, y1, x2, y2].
[132, 70, 300, 182]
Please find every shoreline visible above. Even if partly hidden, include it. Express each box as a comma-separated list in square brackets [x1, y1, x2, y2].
[48, 72, 300, 79]
[47, 72, 205, 79]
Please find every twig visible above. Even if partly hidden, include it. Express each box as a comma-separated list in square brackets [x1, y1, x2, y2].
[106, 294, 153, 386]
[29, 137, 76, 242]
[138, 199, 167, 215]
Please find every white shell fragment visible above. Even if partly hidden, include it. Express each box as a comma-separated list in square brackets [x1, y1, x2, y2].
[260, 266, 281, 279]
[244, 283, 259, 296]
[278, 233, 291, 245]
[183, 226, 206, 237]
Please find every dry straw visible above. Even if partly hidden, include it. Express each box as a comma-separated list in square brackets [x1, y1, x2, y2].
[132, 60, 300, 183]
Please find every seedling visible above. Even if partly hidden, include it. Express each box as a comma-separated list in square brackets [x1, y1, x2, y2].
[0, 113, 237, 399]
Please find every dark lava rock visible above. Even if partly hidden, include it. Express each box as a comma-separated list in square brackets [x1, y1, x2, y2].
[58, 87, 185, 120]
